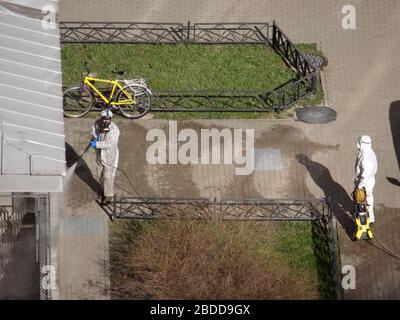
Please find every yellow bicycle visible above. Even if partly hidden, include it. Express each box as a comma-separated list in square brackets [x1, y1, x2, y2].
[63, 65, 153, 118]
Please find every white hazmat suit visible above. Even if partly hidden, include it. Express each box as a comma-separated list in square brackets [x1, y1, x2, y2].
[354, 135, 378, 222]
[92, 119, 120, 198]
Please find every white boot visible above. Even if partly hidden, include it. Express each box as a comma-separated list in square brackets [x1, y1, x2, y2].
[368, 206, 375, 223]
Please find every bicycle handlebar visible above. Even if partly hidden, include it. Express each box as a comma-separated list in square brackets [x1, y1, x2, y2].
[112, 69, 126, 76]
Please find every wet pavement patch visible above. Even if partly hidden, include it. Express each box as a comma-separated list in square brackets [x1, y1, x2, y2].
[254, 148, 283, 171]
[60, 216, 104, 235]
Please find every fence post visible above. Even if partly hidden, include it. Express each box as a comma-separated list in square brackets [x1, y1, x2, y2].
[280, 90, 285, 111]
[311, 72, 318, 93]
[272, 20, 277, 49]
[187, 20, 191, 43]
[113, 194, 117, 217]
[213, 197, 217, 219]
[325, 197, 344, 300]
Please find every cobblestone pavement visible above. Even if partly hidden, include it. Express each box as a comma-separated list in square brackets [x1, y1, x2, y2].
[59, 0, 400, 299]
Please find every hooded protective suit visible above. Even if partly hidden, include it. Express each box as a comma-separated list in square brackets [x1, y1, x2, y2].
[92, 119, 120, 198]
[354, 136, 378, 222]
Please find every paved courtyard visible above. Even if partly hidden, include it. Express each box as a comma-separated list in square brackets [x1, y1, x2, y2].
[59, 0, 400, 299]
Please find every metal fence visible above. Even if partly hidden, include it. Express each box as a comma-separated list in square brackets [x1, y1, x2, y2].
[0, 193, 50, 300]
[60, 21, 318, 112]
[110, 197, 325, 220]
[35, 195, 50, 300]
[0, 193, 26, 280]
[60, 22, 271, 44]
[103, 195, 341, 298]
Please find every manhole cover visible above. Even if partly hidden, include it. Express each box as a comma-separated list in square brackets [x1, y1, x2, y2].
[296, 106, 337, 124]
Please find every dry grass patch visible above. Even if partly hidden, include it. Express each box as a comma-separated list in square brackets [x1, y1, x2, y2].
[110, 219, 318, 299]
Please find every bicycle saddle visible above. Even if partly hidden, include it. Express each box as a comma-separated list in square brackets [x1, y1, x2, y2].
[82, 72, 98, 77]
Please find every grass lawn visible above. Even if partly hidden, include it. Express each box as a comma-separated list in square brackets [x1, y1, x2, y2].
[109, 219, 334, 299]
[61, 43, 325, 119]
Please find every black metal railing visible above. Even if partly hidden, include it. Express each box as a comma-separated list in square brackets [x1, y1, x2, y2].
[60, 21, 318, 112]
[0, 194, 26, 279]
[59, 22, 271, 44]
[191, 23, 271, 44]
[0, 193, 50, 300]
[272, 23, 315, 77]
[101, 195, 341, 298]
[110, 197, 325, 220]
[325, 198, 344, 300]
[36, 195, 50, 300]
[59, 22, 185, 43]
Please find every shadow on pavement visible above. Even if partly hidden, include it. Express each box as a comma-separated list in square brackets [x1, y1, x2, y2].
[65, 142, 102, 196]
[388, 101, 400, 186]
[296, 154, 355, 239]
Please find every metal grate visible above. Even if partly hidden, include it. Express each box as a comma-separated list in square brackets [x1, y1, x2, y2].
[36, 195, 50, 300]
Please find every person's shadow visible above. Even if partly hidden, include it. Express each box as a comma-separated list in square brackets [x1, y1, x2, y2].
[296, 153, 355, 238]
[65, 142, 102, 196]
[388, 101, 400, 186]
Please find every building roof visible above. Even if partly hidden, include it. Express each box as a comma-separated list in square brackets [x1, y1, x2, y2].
[0, 0, 65, 192]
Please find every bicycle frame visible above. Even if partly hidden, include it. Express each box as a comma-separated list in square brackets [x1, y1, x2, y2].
[83, 76, 136, 106]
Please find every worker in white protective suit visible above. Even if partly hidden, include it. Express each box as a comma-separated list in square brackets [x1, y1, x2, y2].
[90, 109, 120, 205]
[354, 135, 378, 223]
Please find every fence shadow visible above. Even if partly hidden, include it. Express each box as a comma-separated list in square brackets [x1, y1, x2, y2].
[388, 101, 400, 186]
[296, 154, 355, 239]
[311, 218, 337, 299]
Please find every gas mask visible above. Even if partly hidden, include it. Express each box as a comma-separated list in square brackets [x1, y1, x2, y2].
[101, 117, 111, 133]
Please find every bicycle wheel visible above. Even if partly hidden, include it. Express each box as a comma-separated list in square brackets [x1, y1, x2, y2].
[116, 85, 152, 119]
[63, 86, 93, 118]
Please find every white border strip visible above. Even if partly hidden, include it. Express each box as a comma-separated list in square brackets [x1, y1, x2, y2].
[0, 95, 63, 112]
[0, 57, 61, 74]
[0, 107, 64, 125]
[0, 70, 62, 87]
[0, 33, 60, 50]
[0, 83, 62, 99]
[4, 121, 65, 137]
[0, 21, 59, 38]
[0, 45, 61, 62]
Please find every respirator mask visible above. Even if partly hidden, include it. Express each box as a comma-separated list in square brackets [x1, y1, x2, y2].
[101, 116, 111, 133]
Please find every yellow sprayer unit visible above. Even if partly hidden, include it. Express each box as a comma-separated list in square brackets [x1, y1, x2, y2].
[352, 187, 373, 240]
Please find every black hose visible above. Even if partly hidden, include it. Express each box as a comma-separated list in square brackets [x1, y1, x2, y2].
[370, 234, 400, 261]
[98, 158, 153, 213]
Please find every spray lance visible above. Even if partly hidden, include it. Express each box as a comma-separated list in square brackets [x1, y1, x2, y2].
[78, 142, 91, 159]
[65, 140, 93, 176]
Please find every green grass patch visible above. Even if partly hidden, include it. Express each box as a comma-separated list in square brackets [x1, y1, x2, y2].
[62, 44, 295, 89]
[61, 43, 325, 119]
[273, 222, 318, 273]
